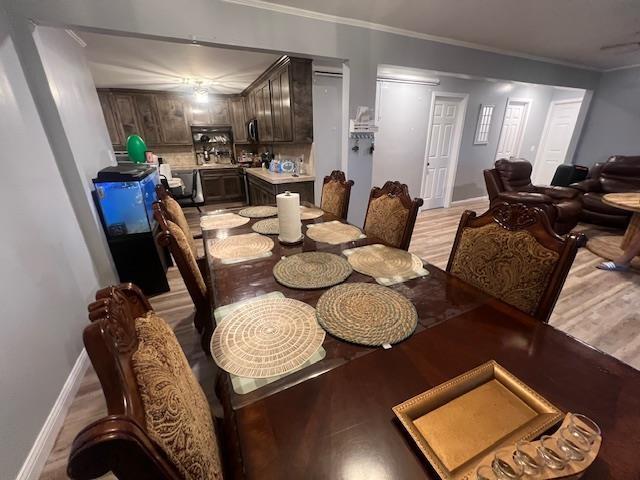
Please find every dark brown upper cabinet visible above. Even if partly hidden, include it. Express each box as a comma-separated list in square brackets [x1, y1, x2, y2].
[229, 96, 247, 143]
[210, 97, 231, 125]
[113, 93, 142, 143]
[256, 82, 274, 143]
[133, 94, 162, 145]
[155, 95, 191, 145]
[189, 102, 213, 126]
[270, 64, 293, 142]
[97, 91, 123, 146]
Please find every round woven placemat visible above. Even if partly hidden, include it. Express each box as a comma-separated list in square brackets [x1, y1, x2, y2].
[252, 218, 280, 235]
[300, 206, 324, 220]
[347, 244, 423, 278]
[238, 206, 278, 218]
[200, 213, 249, 230]
[306, 222, 363, 244]
[210, 297, 325, 378]
[316, 283, 417, 346]
[209, 233, 274, 260]
[273, 252, 353, 289]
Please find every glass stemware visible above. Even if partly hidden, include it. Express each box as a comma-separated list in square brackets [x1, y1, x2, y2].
[537, 435, 570, 470]
[513, 440, 544, 476]
[477, 465, 498, 480]
[491, 447, 524, 479]
[558, 426, 591, 461]
[568, 413, 601, 445]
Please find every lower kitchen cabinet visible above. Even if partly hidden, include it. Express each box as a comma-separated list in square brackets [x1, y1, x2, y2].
[200, 168, 246, 204]
[247, 174, 314, 205]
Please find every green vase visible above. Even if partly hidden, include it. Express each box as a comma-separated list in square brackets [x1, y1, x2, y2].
[126, 135, 147, 164]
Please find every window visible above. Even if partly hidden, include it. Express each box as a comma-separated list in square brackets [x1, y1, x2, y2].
[474, 104, 494, 145]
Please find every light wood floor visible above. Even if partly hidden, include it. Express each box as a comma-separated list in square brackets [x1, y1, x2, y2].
[39, 200, 640, 479]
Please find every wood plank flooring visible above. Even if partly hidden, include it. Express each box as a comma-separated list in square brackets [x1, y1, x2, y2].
[39, 200, 640, 479]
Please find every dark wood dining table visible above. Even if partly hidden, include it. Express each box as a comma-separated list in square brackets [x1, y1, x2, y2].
[203, 208, 640, 480]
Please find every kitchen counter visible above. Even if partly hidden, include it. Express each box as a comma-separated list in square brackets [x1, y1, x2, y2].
[245, 167, 315, 185]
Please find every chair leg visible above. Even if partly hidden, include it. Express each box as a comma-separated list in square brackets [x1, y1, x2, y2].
[196, 205, 203, 213]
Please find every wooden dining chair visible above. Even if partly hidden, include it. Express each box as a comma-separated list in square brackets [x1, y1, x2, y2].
[68, 284, 229, 480]
[320, 170, 354, 219]
[153, 203, 213, 351]
[363, 181, 424, 250]
[446, 202, 586, 323]
[156, 184, 202, 259]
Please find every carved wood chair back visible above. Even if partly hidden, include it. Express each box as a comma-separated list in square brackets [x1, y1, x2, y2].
[320, 170, 354, 220]
[155, 184, 200, 259]
[446, 202, 585, 323]
[363, 181, 424, 250]
[153, 203, 212, 350]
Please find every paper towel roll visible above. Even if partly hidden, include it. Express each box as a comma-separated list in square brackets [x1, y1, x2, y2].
[276, 191, 302, 243]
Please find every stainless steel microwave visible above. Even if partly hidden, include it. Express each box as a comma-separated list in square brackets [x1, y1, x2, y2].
[247, 119, 259, 143]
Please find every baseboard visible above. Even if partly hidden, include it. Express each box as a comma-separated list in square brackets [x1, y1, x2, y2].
[16, 349, 90, 480]
[450, 195, 488, 206]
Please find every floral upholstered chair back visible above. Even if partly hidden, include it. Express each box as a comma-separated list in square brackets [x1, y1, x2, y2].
[446, 203, 584, 323]
[69, 285, 223, 480]
[320, 170, 354, 219]
[156, 184, 198, 259]
[363, 181, 424, 250]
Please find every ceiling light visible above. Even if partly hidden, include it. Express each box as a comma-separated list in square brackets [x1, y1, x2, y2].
[194, 87, 209, 103]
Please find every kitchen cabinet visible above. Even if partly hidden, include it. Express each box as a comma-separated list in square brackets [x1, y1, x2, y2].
[97, 91, 123, 146]
[134, 94, 162, 145]
[113, 94, 141, 142]
[200, 168, 246, 204]
[155, 95, 191, 145]
[256, 82, 273, 143]
[190, 103, 212, 126]
[270, 65, 293, 142]
[247, 174, 314, 205]
[210, 97, 231, 125]
[229, 97, 247, 142]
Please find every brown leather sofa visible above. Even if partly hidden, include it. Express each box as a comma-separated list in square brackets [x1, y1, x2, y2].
[570, 155, 640, 228]
[484, 158, 582, 235]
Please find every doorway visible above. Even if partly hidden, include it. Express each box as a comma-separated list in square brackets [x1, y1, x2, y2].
[532, 99, 582, 185]
[495, 98, 531, 160]
[420, 92, 468, 210]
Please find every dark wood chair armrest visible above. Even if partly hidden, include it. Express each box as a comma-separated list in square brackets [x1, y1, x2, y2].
[570, 178, 601, 192]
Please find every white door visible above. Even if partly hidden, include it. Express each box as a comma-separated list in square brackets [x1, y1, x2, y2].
[532, 100, 582, 185]
[496, 101, 528, 159]
[422, 98, 461, 209]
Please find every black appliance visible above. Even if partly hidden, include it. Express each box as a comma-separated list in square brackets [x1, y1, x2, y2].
[192, 126, 234, 164]
[247, 118, 259, 143]
[93, 164, 170, 296]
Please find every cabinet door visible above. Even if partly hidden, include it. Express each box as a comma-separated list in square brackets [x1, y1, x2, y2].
[211, 97, 231, 125]
[114, 94, 142, 142]
[221, 173, 245, 201]
[97, 91, 123, 146]
[244, 94, 255, 120]
[229, 97, 247, 142]
[202, 175, 224, 203]
[190, 101, 213, 126]
[258, 83, 273, 142]
[133, 94, 162, 145]
[270, 75, 283, 141]
[155, 95, 191, 144]
[278, 66, 293, 141]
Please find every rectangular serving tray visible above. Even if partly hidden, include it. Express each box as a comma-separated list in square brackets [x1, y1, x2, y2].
[393, 360, 563, 480]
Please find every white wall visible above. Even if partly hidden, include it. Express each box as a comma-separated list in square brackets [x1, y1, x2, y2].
[312, 73, 343, 204]
[0, 11, 104, 479]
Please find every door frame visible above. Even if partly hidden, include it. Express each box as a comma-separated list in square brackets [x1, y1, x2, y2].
[495, 97, 532, 160]
[531, 98, 584, 184]
[419, 91, 469, 210]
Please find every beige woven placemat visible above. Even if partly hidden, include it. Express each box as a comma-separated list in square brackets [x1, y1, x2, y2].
[306, 220, 366, 245]
[252, 218, 280, 235]
[300, 206, 324, 220]
[342, 244, 429, 286]
[316, 282, 417, 346]
[200, 213, 249, 231]
[238, 206, 278, 218]
[207, 233, 274, 264]
[210, 297, 325, 378]
[273, 252, 352, 289]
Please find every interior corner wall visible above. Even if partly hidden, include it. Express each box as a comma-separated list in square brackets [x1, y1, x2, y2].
[573, 66, 640, 167]
[0, 7, 105, 479]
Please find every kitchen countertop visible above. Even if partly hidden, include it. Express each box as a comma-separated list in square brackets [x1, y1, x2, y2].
[245, 167, 315, 184]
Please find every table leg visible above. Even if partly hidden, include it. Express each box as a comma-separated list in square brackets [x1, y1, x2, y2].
[621, 212, 640, 251]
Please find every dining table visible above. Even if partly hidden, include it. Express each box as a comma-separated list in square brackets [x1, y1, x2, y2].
[202, 207, 640, 480]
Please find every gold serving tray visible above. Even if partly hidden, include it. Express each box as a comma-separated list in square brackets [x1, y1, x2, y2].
[393, 361, 563, 480]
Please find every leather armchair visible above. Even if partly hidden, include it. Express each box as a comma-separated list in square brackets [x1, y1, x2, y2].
[570, 155, 640, 228]
[484, 158, 582, 235]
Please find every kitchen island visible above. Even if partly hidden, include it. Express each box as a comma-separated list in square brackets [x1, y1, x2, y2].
[245, 167, 315, 205]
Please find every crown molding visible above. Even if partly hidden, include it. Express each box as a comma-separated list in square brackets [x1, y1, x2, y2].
[603, 63, 640, 73]
[222, 0, 602, 72]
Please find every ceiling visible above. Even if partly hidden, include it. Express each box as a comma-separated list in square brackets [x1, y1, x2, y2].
[78, 32, 280, 94]
[256, 0, 640, 70]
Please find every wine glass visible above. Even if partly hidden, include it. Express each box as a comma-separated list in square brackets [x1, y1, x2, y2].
[537, 435, 570, 470]
[491, 447, 524, 479]
[514, 440, 544, 476]
[568, 413, 601, 445]
[558, 426, 591, 461]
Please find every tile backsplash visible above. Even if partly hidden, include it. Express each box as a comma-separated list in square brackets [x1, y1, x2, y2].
[154, 145, 196, 168]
